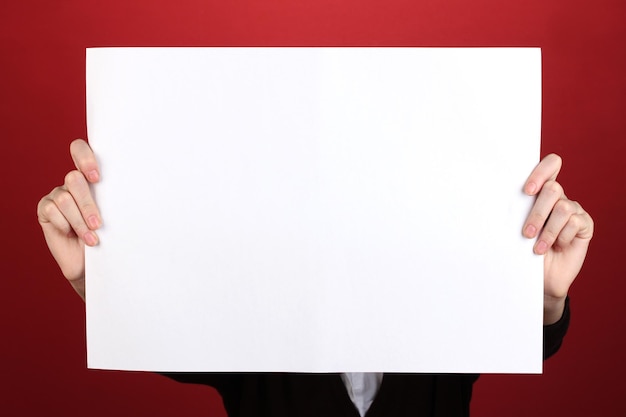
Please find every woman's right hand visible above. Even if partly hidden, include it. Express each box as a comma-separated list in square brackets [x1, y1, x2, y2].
[37, 139, 102, 299]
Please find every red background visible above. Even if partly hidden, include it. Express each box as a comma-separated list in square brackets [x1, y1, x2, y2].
[2, 0, 625, 415]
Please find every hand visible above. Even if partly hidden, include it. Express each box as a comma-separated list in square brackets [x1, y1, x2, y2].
[37, 139, 101, 299]
[523, 154, 594, 324]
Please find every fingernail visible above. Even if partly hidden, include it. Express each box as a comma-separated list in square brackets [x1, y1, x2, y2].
[87, 170, 100, 182]
[525, 225, 536, 238]
[535, 240, 548, 254]
[87, 215, 100, 229]
[84, 231, 98, 246]
[526, 182, 537, 195]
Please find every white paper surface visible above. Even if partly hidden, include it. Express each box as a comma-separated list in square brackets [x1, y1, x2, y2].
[86, 47, 543, 373]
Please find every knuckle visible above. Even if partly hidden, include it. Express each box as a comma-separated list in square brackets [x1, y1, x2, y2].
[37, 197, 56, 220]
[40, 199, 57, 218]
[36, 195, 49, 212]
[48, 186, 64, 201]
[574, 213, 595, 236]
[586, 213, 595, 232]
[64, 170, 84, 188]
[570, 200, 583, 212]
[553, 199, 576, 217]
[543, 180, 563, 196]
[52, 189, 73, 209]
[569, 214, 584, 230]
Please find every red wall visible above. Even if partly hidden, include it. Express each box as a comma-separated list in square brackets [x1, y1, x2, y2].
[2, 0, 624, 415]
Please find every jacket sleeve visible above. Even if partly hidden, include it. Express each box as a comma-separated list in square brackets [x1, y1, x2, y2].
[543, 297, 571, 360]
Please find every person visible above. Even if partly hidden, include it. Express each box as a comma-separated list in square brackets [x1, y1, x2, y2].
[37, 139, 594, 417]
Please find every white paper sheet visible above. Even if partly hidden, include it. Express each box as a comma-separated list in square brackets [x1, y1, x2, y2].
[86, 47, 543, 373]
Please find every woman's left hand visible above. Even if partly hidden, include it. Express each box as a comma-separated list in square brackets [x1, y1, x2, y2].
[523, 154, 594, 324]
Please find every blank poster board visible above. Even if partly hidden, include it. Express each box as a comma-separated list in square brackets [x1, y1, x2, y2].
[85, 47, 542, 373]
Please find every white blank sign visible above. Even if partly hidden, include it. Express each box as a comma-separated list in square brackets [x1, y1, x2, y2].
[86, 47, 543, 373]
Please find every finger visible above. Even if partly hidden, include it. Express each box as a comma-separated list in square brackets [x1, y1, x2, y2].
[533, 198, 578, 254]
[523, 180, 564, 239]
[553, 213, 587, 249]
[64, 170, 102, 230]
[70, 139, 100, 183]
[524, 153, 562, 196]
[37, 195, 72, 235]
[50, 187, 99, 246]
[557, 209, 594, 244]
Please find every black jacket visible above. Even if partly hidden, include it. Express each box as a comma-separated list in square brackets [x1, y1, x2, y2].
[165, 299, 570, 417]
